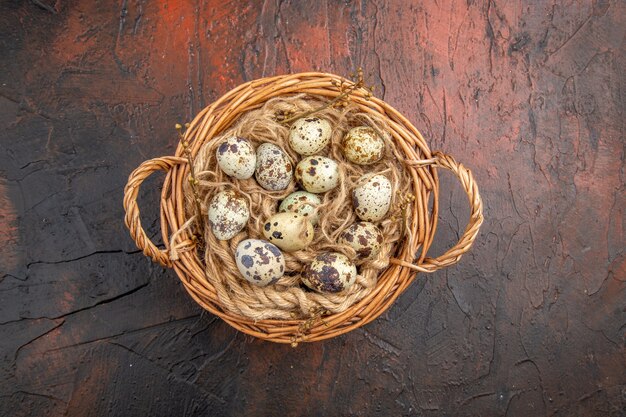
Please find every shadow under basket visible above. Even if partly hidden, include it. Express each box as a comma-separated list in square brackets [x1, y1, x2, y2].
[123, 72, 483, 345]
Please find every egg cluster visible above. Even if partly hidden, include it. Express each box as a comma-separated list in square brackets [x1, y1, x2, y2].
[209, 117, 391, 293]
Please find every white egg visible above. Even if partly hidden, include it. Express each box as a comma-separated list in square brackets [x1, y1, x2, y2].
[352, 174, 392, 222]
[295, 156, 339, 193]
[207, 190, 249, 240]
[288, 117, 332, 155]
[301, 252, 357, 293]
[215, 136, 256, 179]
[339, 222, 384, 259]
[278, 191, 322, 225]
[341, 126, 385, 165]
[262, 212, 314, 252]
[235, 239, 285, 286]
[255, 143, 294, 191]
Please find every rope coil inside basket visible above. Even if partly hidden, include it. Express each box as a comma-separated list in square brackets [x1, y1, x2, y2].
[123, 72, 483, 344]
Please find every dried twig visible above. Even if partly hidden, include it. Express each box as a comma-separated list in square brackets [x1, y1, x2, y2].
[277, 67, 375, 124]
[176, 123, 204, 239]
[290, 308, 330, 347]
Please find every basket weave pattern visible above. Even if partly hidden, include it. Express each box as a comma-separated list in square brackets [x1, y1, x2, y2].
[185, 95, 417, 321]
[123, 72, 483, 344]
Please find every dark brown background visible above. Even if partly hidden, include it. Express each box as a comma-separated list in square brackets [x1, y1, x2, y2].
[1, 1, 624, 416]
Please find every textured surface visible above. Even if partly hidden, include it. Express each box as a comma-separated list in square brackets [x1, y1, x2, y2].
[0, 1, 624, 416]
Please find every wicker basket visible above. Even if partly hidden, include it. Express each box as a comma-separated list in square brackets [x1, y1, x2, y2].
[123, 72, 483, 344]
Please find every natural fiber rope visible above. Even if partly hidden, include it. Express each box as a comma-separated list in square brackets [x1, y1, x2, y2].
[122, 72, 483, 344]
[179, 95, 413, 320]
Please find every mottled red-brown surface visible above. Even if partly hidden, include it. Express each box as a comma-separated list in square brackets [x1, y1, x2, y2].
[0, 1, 624, 416]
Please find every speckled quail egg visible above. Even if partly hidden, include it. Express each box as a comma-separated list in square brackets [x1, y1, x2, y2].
[263, 212, 314, 252]
[341, 126, 385, 165]
[288, 117, 332, 155]
[235, 239, 285, 286]
[208, 190, 249, 240]
[339, 222, 384, 259]
[302, 252, 357, 293]
[215, 136, 256, 179]
[295, 156, 339, 193]
[352, 174, 392, 222]
[278, 191, 322, 225]
[255, 143, 293, 191]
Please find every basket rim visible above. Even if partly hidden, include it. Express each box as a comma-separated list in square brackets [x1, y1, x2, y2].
[123, 71, 483, 344]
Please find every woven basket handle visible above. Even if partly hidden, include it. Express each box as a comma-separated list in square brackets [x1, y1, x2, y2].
[123, 156, 187, 267]
[393, 151, 484, 273]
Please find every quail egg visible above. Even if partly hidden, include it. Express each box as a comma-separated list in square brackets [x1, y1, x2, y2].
[339, 222, 384, 259]
[352, 174, 392, 222]
[215, 136, 256, 179]
[302, 252, 357, 293]
[208, 190, 249, 240]
[235, 239, 285, 286]
[278, 191, 322, 225]
[295, 156, 339, 193]
[255, 143, 293, 191]
[263, 212, 314, 252]
[288, 117, 332, 155]
[341, 126, 385, 165]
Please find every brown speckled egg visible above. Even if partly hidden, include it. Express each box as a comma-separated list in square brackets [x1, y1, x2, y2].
[262, 212, 314, 252]
[295, 155, 339, 193]
[278, 191, 322, 225]
[288, 117, 332, 155]
[301, 252, 357, 293]
[235, 239, 285, 286]
[352, 174, 392, 222]
[341, 126, 385, 165]
[339, 222, 384, 259]
[208, 190, 249, 240]
[215, 136, 256, 179]
[255, 143, 293, 191]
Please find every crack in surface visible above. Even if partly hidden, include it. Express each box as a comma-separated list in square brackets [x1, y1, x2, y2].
[14, 319, 66, 361]
[26, 249, 143, 268]
[42, 314, 202, 354]
[1, 280, 151, 325]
